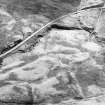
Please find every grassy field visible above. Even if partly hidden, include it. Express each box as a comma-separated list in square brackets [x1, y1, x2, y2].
[0, 0, 81, 19]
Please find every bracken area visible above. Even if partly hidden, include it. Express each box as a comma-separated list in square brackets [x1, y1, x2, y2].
[0, 0, 105, 105]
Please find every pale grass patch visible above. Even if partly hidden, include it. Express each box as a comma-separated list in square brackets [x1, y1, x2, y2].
[82, 42, 101, 52]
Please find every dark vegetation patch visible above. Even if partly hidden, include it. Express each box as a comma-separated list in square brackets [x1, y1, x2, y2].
[8, 72, 18, 80]
[4, 0, 81, 19]
[23, 67, 35, 71]
[0, 81, 11, 87]
[0, 39, 23, 54]
[76, 68, 105, 88]
[47, 24, 82, 31]
[49, 93, 69, 104]
[28, 77, 44, 84]
[1, 62, 26, 73]
[22, 55, 39, 64]
[13, 86, 24, 94]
